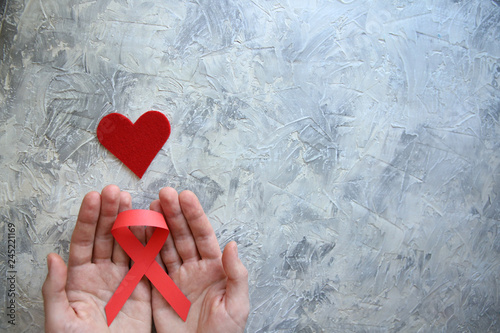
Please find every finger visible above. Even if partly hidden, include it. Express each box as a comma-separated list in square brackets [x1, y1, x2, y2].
[159, 187, 199, 262]
[179, 190, 221, 259]
[130, 225, 146, 247]
[128, 206, 152, 295]
[68, 191, 101, 267]
[150, 199, 181, 273]
[112, 190, 132, 265]
[222, 242, 250, 324]
[129, 222, 148, 294]
[149, 199, 160, 213]
[129, 197, 147, 259]
[129, 214, 147, 264]
[92, 185, 121, 263]
[42, 253, 75, 330]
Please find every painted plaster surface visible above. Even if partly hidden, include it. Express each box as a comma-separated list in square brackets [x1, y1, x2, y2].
[1, 0, 500, 331]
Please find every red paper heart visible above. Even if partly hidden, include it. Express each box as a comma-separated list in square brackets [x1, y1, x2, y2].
[97, 111, 171, 178]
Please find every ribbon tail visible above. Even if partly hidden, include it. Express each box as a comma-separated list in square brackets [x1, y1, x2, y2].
[147, 262, 191, 321]
[105, 301, 120, 327]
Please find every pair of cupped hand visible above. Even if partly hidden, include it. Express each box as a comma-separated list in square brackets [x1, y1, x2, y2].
[42, 185, 249, 333]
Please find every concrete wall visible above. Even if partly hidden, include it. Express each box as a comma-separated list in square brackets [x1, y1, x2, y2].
[1, 0, 499, 331]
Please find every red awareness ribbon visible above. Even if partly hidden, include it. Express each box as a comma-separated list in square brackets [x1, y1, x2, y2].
[105, 210, 191, 326]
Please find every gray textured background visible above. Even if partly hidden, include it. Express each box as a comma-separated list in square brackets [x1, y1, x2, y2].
[1, 0, 500, 332]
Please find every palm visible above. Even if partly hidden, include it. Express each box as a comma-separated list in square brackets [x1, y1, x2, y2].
[152, 257, 237, 332]
[43, 186, 152, 333]
[64, 260, 151, 332]
[149, 188, 249, 333]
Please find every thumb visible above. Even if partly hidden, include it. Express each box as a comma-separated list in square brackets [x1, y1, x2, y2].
[222, 241, 250, 324]
[42, 253, 72, 331]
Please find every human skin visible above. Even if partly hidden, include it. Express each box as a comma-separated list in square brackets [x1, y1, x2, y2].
[149, 187, 249, 333]
[42, 185, 249, 333]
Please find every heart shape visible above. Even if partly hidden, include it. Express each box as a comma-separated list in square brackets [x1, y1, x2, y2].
[97, 111, 171, 178]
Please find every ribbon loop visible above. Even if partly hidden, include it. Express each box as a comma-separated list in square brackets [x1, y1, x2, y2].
[105, 210, 191, 326]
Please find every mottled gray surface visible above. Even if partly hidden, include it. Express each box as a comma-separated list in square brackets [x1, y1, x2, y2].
[1, 0, 500, 332]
